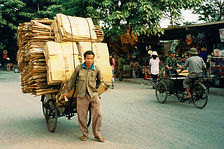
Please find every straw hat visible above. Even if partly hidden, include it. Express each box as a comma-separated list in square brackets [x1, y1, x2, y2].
[152, 51, 158, 56]
[188, 48, 198, 55]
[148, 50, 152, 55]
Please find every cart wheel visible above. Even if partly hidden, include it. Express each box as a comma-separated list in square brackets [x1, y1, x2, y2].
[87, 104, 92, 127]
[155, 81, 168, 103]
[41, 95, 47, 118]
[192, 83, 208, 109]
[45, 99, 57, 132]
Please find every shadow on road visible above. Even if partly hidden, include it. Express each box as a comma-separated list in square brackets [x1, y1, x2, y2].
[4, 116, 82, 142]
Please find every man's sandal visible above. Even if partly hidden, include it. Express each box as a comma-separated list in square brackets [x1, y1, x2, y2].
[80, 135, 88, 141]
[94, 135, 105, 142]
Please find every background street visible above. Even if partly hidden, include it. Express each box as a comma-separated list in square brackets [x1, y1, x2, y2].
[0, 71, 224, 149]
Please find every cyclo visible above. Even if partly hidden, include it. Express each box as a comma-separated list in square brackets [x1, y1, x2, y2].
[41, 83, 108, 132]
[155, 68, 208, 109]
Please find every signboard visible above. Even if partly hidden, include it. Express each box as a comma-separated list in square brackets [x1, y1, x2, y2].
[219, 28, 224, 42]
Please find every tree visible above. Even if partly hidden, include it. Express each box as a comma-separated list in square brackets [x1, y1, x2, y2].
[55, 0, 165, 40]
[193, 0, 224, 22]
[0, 0, 32, 62]
[53, 0, 203, 39]
[0, 0, 59, 63]
[160, 0, 202, 27]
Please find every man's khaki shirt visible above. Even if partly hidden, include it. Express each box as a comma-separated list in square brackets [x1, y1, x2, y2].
[64, 63, 102, 98]
[183, 56, 206, 74]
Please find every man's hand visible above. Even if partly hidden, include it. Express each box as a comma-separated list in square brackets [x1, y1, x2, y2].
[63, 93, 68, 97]
[178, 68, 184, 74]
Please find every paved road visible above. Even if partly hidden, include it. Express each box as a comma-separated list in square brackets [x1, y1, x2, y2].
[0, 71, 224, 149]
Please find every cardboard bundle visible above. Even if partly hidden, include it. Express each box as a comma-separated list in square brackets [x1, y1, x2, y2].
[51, 14, 104, 42]
[44, 41, 81, 85]
[17, 14, 111, 97]
[17, 18, 60, 95]
[77, 42, 112, 82]
[44, 41, 112, 85]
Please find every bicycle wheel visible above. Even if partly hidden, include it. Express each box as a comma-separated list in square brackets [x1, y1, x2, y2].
[155, 81, 168, 103]
[41, 95, 47, 118]
[87, 104, 92, 127]
[45, 99, 57, 132]
[192, 83, 208, 109]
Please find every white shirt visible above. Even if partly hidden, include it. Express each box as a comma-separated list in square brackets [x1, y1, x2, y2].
[149, 57, 160, 75]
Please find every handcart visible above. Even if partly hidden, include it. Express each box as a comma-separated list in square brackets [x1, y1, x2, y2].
[41, 83, 109, 132]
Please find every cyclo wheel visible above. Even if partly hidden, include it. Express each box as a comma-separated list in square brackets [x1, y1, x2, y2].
[191, 82, 208, 109]
[87, 103, 92, 127]
[41, 95, 47, 118]
[155, 80, 168, 103]
[44, 98, 57, 132]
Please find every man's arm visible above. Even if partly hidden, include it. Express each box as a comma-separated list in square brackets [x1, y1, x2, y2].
[177, 63, 182, 69]
[202, 59, 206, 69]
[63, 67, 79, 95]
[178, 59, 188, 74]
[165, 58, 170, 69]
[165, 64, 170, 69]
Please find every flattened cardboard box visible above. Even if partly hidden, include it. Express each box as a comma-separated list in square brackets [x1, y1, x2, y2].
[44, 41, 112, 85]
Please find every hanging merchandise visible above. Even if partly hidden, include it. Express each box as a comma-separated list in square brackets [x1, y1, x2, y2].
[2, 50, 8, 59]
[197, 32, 207, 44]
[185, 34, 193, 45]
[219, 28, 224, 42]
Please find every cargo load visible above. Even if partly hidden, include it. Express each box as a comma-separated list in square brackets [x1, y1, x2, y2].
[17, 14, 112, 96]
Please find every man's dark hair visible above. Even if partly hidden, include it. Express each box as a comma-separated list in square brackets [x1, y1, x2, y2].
[84, 50, 95, 58]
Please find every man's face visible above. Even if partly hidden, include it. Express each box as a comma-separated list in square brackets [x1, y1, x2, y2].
[84, 54, 95, 66]
[170, 53, 175, 58]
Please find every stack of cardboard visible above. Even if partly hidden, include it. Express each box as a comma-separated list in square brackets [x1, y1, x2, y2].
[44, 41, 81, 85]
[17, 14, 111, 97]
[44, 41, 112, 85]
[17, 18, 60, 95]
[51, 14, 104, 42]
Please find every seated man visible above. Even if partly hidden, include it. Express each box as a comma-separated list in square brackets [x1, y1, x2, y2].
[165, 49, 182, 76]
[180, 48, 206, 99]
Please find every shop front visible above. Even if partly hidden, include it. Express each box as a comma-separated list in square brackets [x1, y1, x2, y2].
[158, 21, 224, 87]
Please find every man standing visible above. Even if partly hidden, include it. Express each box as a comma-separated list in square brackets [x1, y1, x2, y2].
[149, 51, 160, 87]
[109, 55, 115, 89]
[180, 48, 206, 99]
[63, 50, 104, 142]
[118, 55, 125, 81]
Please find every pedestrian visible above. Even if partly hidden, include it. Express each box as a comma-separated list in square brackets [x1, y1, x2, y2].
[109, 55, 115, 89]
[63, 50, 104, 142]
[133, 59, 140, 78]
[165, 49, 182, 76]
[118, 55, 125, 81]
[149, 51, 160, 87]
[199, 45, 208, 63]
[179, 48, 206, 99]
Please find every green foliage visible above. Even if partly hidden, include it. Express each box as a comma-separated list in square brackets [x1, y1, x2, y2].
[56, 0, 164, 39]
[160, 0, 202, 27]
[0, 0, 56, 62]
[0, 0, 206, 62]
[0, 0, 32, 61]
[193, 0, 224, 22]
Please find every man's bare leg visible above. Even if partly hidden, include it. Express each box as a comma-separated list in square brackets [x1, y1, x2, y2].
[186, 88, 192, 99]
